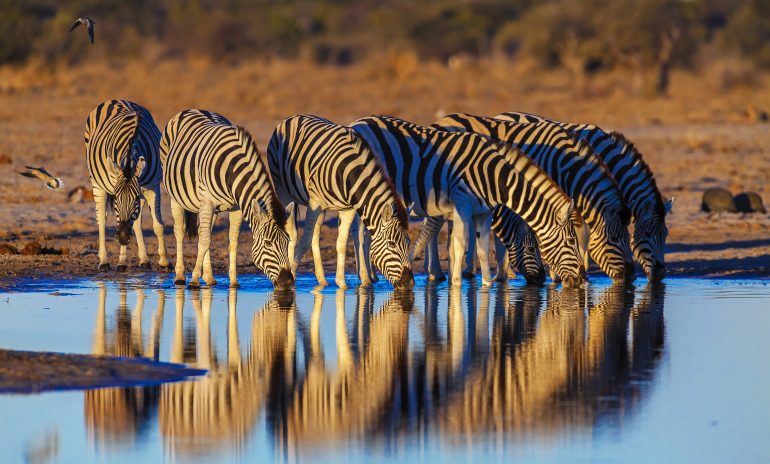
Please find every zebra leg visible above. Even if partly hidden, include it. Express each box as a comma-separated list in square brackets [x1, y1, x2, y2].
[117, 243, 129, 272]
[426, 233, 446, 281]
[351, 215, 371, 286]
[132, 196, 150, 269]
[493, 237, 509, 282]
[93, 187, 110, 271]
[190, 203, 215, 288]
[286, 204, 298, 276]
[476, 214, 493, 286]
[576, 220, 591, 273]
[143, 187, 170, 269]
[463, 221, 477, 278]
[202, 213, 218, 286]
[447, 220, 454, 281]
[171, 201, 187, 285]
[450, 207, 473, 287]
[310, 209, 328, 287]
[294, 205, 323, 270]
[227, 210, 242, 288]
[335, 209, 357, 289]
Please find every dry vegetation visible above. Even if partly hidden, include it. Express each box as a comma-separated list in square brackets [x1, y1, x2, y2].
[0, 56, 769, 281]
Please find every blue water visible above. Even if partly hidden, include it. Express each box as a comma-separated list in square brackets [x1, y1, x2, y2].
[1, 275, 769, 463]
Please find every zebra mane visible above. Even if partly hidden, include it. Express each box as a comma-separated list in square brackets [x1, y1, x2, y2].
[570, 135, 630, 220]
[233, 125, 287, 228]
[120, 111, 142, 177]
[349, 129, 409, 229]
[607, 131, 665, 214]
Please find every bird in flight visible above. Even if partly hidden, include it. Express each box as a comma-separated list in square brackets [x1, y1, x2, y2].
[16, 166, 64, 190]
[69, 17, 95, 44]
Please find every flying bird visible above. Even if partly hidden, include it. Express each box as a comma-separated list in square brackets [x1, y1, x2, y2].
[16, 166, 64, 190]
[69, 17, 95, 44]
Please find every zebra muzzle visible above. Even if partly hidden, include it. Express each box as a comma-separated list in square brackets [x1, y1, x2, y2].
[116, 224, 131, 245]
[395, 267, 414, 289]
[275, 268, 295, 289]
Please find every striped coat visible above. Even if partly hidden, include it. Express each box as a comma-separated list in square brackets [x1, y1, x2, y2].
[351, 115, 585, 287]
[433, 113, 635, 281]
[85, 99, 168, 272]
[496, 111, 672, 280]
[161, 109, 294, 288]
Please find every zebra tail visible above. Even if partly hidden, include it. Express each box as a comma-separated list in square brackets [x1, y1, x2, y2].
[183, 210, 198, 239]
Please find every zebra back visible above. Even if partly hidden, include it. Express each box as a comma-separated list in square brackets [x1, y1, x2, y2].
[85, 99, 162, 192]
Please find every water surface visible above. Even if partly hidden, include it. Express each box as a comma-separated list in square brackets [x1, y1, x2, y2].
[1, 276, 769, 463]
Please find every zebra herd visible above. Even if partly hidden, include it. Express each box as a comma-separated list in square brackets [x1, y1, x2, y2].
[84, 99, 672, 290]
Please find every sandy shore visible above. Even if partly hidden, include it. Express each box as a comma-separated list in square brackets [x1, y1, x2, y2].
[0, 62, 768, 284]
[0, 349, 205, 393]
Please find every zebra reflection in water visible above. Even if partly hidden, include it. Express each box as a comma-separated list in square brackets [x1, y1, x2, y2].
[81, 282, 664, 457]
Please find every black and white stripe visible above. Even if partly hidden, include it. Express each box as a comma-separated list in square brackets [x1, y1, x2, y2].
[161, 109, 294, 288]
[351, 115, 585, 287]
[496, 111, 672, 280]
[267, 114, 413, 289]
[434, 113, 635, 281]
[85, 99, 168, 272]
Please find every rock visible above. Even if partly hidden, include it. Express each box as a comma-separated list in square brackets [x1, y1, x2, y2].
[20, 242, 43, 255]
[701, 188, 737, 213]
[0, 243, 19, 255]
[734, 192, 767, 213]
[19, 242, 66, 255]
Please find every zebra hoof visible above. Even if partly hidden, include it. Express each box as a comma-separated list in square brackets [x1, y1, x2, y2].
[428, 273, 447, 282]
[139, 262, 152, 270]
[187, 281, 201, 289]
[174, 279, 186, 286]
[98, 264, 111, 272]
[205, 280, 218, 287]
[229, 282, 240, 289]
[116, 265, 127, 273]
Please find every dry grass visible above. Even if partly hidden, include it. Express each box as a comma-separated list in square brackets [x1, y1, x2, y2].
[0, 56, 769, 280]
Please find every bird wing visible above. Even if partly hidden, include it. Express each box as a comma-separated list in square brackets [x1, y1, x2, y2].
[87, 21, 94, 44]
[69, 19, 83, 32]
[16, 169, 44, 180]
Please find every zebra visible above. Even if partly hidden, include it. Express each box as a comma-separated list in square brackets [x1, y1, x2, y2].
[160, 109, 294, 289]
[496, 111, 673, 281]
[350, 115, 585, 287]
[85, 99, 169, 272]
[433, 113, 635, 282]
[411, 210, 546, 285]
[266, 114, 413, 289]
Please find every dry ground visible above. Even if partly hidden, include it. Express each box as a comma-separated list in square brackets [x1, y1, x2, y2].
[0, 57, 769, 284]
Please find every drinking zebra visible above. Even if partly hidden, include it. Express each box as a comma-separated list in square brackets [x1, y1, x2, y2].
[266, 114, 413, 289]
[496, 111, 672, 281]
[433, 113, 635, 282]
[413, 211, 546, 285]
[85, 99, 169, 272]
[350, 115, 584, 287]
[160, 109, 294, 289]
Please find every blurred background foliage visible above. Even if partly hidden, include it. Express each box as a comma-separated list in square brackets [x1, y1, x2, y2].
[1, 0, 769, 94]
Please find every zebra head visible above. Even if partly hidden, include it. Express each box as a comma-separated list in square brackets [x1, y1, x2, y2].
[510, 223, 546, 286]
[369, 202, 413, 288]
[537, 200, 585, 288]
[250, 199, 294, 289]
[588, 205, 635, 282]
[632, 197, 673, 281]
[112, 154, 145, 246]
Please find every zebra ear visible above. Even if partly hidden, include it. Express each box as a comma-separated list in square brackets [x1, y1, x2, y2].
[557, 200, 574, 225]
[381, 202, 398, 223]
[665, 197, 674, 215]
[251, 198, 267, 220]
